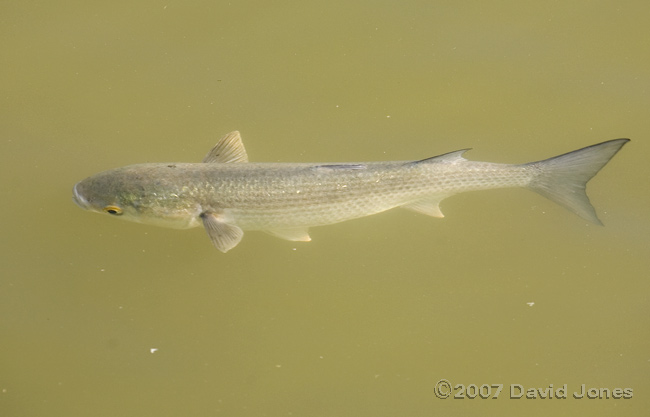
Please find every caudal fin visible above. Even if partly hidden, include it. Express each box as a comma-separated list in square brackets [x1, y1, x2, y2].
[527, 139, 629, 225]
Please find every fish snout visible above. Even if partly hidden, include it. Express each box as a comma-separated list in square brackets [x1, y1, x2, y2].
[72, 182, 89, 209]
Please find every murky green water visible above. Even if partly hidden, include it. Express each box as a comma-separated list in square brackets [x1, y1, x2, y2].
[1, 1, 648, 416]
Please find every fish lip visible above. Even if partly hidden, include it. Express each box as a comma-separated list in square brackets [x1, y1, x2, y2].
[72, 182, 89, 209]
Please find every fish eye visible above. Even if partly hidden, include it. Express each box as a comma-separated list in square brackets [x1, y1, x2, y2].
[103, 205, 123, 215]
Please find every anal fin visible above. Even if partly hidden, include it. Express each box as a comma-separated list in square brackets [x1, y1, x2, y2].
[401, 197, 447, 218]
[200, 212, 244, 253]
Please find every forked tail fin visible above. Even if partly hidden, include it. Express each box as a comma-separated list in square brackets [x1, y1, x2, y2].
[527, 139, 629, 225]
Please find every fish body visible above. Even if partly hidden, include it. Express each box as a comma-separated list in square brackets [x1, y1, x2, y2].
[73, 131, 629, 252]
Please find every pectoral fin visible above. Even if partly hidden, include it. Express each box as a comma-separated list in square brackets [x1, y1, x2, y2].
[402, 197, 447, 218]
[266, 228, 312, 242]
[200, 212, 244, 253]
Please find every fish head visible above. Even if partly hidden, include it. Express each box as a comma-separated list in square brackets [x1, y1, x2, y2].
[73, 164, 201, 229]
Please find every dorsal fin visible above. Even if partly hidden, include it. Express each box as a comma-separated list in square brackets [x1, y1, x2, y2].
[202, 131, 249, 163]
[412, 149, 471, 165]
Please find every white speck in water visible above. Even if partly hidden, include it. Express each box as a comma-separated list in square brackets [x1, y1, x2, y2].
[150, 348, 158, 354]
[526, 302, 535, 307]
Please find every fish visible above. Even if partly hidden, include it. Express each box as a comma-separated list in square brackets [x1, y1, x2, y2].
[72, 131, 629, 252]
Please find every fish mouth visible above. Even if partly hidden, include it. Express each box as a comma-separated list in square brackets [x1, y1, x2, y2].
[72, 182, 89, 209]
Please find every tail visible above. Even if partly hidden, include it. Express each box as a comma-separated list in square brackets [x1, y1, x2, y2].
[527, 139, 629, 225]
